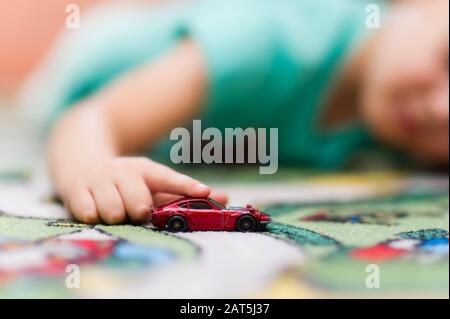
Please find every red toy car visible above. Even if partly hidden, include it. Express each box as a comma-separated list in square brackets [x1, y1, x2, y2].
[151, 197, 271, 232]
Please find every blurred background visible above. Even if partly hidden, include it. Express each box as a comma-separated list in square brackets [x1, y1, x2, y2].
[0, 0, 159, 174]
[0, 0, 161, 96]
[0, 1, 96, 173]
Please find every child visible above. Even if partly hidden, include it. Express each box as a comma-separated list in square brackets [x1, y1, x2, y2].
[20, 0, 448, 224]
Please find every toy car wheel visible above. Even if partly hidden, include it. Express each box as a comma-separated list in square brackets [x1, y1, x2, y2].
[236, 215, 256, 232]
[166, 216, 188, 232]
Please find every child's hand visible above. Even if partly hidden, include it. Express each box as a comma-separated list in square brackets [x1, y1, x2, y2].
[63, 157, 225, 224]
[47, 40, 224, 224]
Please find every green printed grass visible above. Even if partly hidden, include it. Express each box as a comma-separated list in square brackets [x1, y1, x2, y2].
[0, 214, 78, 241]
[269, 194, 449, 247]
[97, 225, 198, 260]
[0, 213, 198, 260]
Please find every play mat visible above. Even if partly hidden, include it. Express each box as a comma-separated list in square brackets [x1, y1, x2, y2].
[0, 165, 448, 298]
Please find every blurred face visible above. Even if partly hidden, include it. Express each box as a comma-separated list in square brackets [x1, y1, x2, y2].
[361, 0, 449, 166]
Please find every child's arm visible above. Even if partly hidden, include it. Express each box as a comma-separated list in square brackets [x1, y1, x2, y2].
[48, 40, 222, 224]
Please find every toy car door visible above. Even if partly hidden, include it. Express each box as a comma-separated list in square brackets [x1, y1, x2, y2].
[188, 200, 223, 230]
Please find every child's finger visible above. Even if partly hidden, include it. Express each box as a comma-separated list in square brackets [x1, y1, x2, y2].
[143, 162, 210, 197]
[152, 193, 182, 207]
[91, 181, 127, 224]
[67, 187, 100, 224]
[152, 189, 228, 207]
[209, 190, 228, 206]
[114, 173, 153, 224]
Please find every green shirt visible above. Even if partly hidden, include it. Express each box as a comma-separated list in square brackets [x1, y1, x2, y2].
[45, 0, 379, 169]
